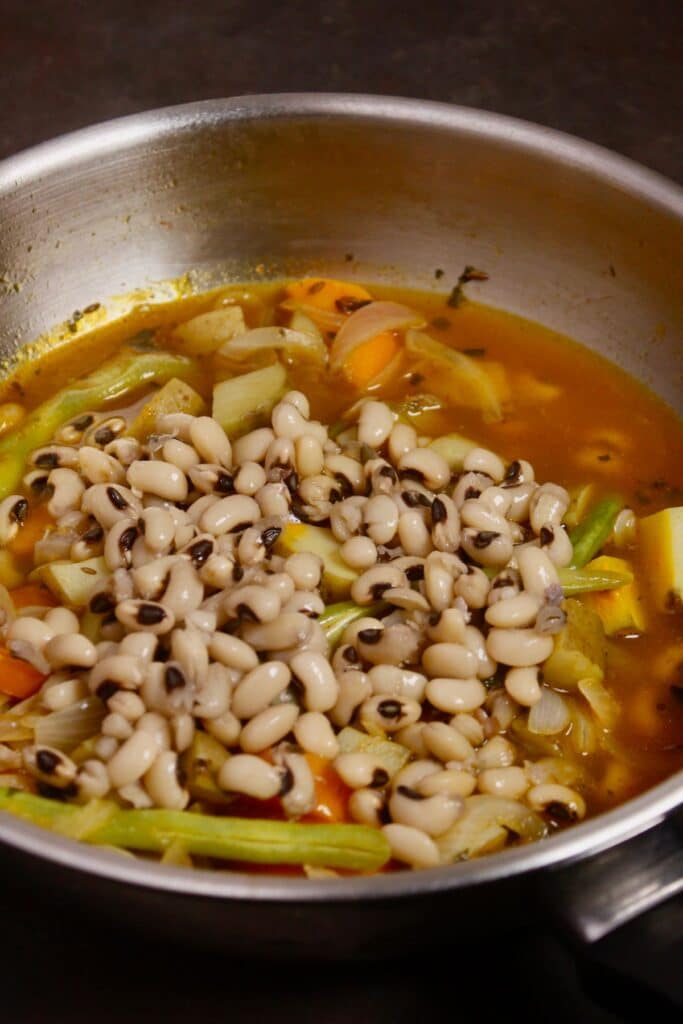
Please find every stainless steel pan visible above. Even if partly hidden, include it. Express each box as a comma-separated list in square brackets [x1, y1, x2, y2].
[0, 95, 681, 956]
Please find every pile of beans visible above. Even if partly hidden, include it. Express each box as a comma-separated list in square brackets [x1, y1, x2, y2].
[0, 392, 587, 868]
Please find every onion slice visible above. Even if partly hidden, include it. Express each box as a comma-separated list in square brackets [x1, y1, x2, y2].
[35, 695, 106, 751]
[528, 687, 570, 735]
[330, 302, 424, 371]
[437, 795, 548, 862]
[578, 676, 619, 728]
[405, 329, 503, 422]
[218, 327, 327, 365]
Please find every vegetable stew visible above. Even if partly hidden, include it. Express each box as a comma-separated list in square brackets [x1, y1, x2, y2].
[0, 277, 680, 873]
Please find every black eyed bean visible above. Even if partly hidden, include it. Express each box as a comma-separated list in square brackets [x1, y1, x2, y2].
[189, 416, 232, 468]
[204, 709, 242, 747]
[293, 711, 339, 759]
[44, 633, 97, 670]
[422, 642, 478, 679]
[255, 482, 291, 518]
[78, 446, 126, 485]
[224, 584, 281, 624]
[351, 564, 405, 605]
[426, 607, 468, 644]
[463, 447, 506, 482]
[329, 669, 372, 727]
[200, 494, 260, 535]
[526, 783, 586, 820]
[276, 750, 316, 817]
[388, 422, 417, 464]
[232, 662, 291, 719]
[234, 460, 267, 495]
[486, 627, 554, 667]
[25, 745, 77, 788]
[348, 787, 388, 827]
[359, 695, 421, 733]
[484, 592, 542, 629]
[218, 754, 283, 799]
[451, 471, 493, 508]
[418, 768, 477, 798]
[289, 651, 339, 712]
[453, 566, 491, 609]
[127, 460, 188, 502]
[382, 823, 440, 868]
[357, 400, 395, 448]
[425, 677, 487, 714]
[333, 752, 392, 790]
[107, 730, 159, 788]
[115, 599, 175, 635]
[239, 703, 300, 753]
[388, 786, 463, 837]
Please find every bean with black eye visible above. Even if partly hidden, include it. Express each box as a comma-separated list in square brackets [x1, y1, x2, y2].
[116, 599, 175, 635]
[0, 495, 29, 544]
[359, 695, 421, 734]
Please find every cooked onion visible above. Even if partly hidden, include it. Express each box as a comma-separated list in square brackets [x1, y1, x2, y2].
[279, 300, 345, 332]
[578, 676, 619, 728]
[219, 326, 327, 365]
[437, 795, 548, 862]
[0, 584, 15, 630]
[528, 687, 570, 735]
[405, 329, 503, 422]
[0, 717, 33, 743]
[330, 302, 424, 370]
[35, 695, 106, 751]
[8, 639, 50, 675]
[569, 704, 599, 755]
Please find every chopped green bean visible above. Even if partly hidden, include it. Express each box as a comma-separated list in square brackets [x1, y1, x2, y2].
[0, 350, 195, 500]
[568, 496, 624, 568]
[558, 566, 633, 595]
[0, 789, 390, 871]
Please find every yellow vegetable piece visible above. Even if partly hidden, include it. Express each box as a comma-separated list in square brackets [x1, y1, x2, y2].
[276, 523, 357, 600]
[582, 555, 646, 635]
[343, 331, 400, 389]
[37, 556, 109, 609]
[284, 278, 371, 315]
[542, 599, 606, 689]
[128, 378, 206, 440]
[638, 506, 683, 613]
[173, 306, 246, 355]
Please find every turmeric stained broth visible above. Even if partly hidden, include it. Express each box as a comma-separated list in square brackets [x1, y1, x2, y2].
[0, 277, 681, 868]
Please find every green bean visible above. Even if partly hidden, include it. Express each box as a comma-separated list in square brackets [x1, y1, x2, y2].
[568, 496, 624, 568]
[558, 566, 632, 595]
[0, 350, 195, 500]
[0, 789, 390, 871]
[319, 601, 387, 648]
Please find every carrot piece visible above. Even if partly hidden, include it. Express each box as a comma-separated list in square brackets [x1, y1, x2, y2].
[0, 646, 46, 699]
[284, 278, 371, 315]
[8, 504, 54, 560]
[342, 330, 400, 389]
[9, 583, 58, 610]
[302, 753, 351, 824]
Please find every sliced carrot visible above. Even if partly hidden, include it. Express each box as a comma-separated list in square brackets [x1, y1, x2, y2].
[302, 753, 351, 824]
[9, 583, 58, 610]
[284, 277, 372, 315]
[342, 330, 401, 389]
[8, 504, 54, 561]
[0, 646, 47, 699]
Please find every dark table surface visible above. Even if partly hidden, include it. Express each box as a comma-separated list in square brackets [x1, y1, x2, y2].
[1, 1, 682, 1021]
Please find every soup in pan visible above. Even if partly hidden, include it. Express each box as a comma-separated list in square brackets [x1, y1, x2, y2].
[0, 276, 680, 874]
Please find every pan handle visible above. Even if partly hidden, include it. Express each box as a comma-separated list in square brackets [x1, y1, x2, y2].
[546, 811, 683, 943]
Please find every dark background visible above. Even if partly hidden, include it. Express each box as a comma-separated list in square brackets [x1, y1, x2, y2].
[1, 1, 681, 1021]
[0, 0, 681, 181]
